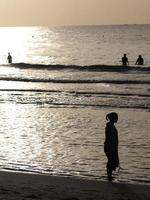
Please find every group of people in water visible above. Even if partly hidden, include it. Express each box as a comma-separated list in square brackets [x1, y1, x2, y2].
[104, 54, 144, 181]
[4, 52, 143, 182]
[6, 52, 144, 66]
[104, 56, 144, 181]
[122, 53, 144, 66]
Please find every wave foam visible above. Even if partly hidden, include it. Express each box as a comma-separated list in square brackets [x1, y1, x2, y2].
[1, 62, 150, 72]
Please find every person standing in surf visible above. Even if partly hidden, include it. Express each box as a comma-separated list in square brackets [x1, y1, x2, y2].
[7, 52, 12, 64]
[135, 55, 144, 65]
[122, 53, 129, 66]
[104, 112, 119, 181]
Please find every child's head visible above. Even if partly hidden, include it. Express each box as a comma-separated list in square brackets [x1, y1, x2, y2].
[106, 112, 118, 123]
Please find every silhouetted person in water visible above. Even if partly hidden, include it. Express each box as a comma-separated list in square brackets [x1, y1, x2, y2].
[7, 52, 12, 64]
[122, 54, 129, 66]
[135, 55, 144, 65]
[104, 112, 119, 181]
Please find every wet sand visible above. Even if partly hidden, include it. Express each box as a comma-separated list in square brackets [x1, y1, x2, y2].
[0, 170, 149, 200]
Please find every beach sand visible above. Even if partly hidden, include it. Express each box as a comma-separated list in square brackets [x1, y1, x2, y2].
[0, 170, 149, 200]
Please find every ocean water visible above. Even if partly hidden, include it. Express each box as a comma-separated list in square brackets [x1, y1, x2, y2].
[0, 24, 150, 66]
[0, 25, 149, 185]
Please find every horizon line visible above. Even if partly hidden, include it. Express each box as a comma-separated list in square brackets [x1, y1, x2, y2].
[0, 23, 150, 28]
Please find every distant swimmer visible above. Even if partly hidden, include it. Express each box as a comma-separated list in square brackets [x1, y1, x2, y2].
[7, 52, 12, 64]
[122, 54, 129, 66]
[135, 55, 144, 65]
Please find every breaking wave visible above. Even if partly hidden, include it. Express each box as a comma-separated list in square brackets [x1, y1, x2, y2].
[2, 62, 150, 72]
[0, 76, 149, 84]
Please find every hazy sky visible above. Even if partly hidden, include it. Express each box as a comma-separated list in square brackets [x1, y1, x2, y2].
[0, 0, 150, 26]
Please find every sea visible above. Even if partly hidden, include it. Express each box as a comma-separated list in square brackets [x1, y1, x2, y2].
[0, 24, 149, 185]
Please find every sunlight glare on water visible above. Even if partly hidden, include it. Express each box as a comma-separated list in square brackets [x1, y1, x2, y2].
[0, 25, 150, 65]
[0, 27, 37, 63]
[0, 25, 149, 184]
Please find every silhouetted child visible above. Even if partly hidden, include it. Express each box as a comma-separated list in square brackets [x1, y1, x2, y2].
[104, 112, 119, 181]
[135, 55, 144, 65]
[122, 54, 129, 66]
[7, 52, 12, 64]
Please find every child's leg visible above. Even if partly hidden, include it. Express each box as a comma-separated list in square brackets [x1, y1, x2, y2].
[107, 160, 112, 181]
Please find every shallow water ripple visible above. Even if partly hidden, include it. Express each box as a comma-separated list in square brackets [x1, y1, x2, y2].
[0, 106, 149, 184]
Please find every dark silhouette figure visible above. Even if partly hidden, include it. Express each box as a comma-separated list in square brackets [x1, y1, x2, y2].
[7, 52, 12, 64]
[104, 112, 119, 181]
[135, 55, 144, 65]
[122, 54, 129, 66]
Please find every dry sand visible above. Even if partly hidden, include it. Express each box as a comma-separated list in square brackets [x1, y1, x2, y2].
[0, 170, 149, 200]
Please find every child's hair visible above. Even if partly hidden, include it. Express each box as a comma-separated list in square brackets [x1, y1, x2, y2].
[106, 112, 118, 122]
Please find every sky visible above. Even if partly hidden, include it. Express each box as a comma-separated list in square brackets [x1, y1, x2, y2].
[0, 0, 150, 26]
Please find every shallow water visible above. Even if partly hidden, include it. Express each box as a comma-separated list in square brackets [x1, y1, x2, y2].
[0, 105, 149, 184]
[0, 64, 149, 184]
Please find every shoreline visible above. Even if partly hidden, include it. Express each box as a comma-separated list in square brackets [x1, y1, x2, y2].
[0, 170, 150, 200]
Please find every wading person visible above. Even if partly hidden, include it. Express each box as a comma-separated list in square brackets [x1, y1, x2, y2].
[7, 52, 12, 64]
[104, 112, 119, 181]
[135, 55, 144, 65]
[122, 53, 129, 66]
